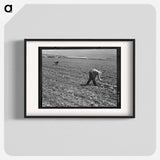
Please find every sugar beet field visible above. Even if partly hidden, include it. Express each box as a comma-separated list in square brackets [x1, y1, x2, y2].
[42, 56, 118, 108]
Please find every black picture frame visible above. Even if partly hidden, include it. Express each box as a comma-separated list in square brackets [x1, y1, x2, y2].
[24, 39, 135, 118]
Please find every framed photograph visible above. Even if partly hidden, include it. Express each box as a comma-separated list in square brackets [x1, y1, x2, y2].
[25, 39, 135, 118]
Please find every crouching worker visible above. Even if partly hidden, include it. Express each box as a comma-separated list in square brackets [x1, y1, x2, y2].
[86, 69, 103, 86]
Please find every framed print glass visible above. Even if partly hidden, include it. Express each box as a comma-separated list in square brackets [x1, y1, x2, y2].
[25, 39, 135, 118]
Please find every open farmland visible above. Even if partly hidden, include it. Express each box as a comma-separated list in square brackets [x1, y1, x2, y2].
[42, 54, 118, 108]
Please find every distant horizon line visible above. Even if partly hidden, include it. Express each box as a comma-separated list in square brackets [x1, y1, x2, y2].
[42, 54, 115, 60]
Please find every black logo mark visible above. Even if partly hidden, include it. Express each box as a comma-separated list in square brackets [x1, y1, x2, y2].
[4, 4, 12, 13]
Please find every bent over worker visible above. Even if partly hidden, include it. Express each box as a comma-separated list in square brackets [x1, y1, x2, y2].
[86, 69, 103, 86]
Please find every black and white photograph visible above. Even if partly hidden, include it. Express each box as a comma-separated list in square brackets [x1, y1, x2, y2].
[39, 47, 121, 108]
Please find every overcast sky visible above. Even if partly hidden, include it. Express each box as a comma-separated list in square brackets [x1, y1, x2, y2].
[42, 49, 117, 59]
